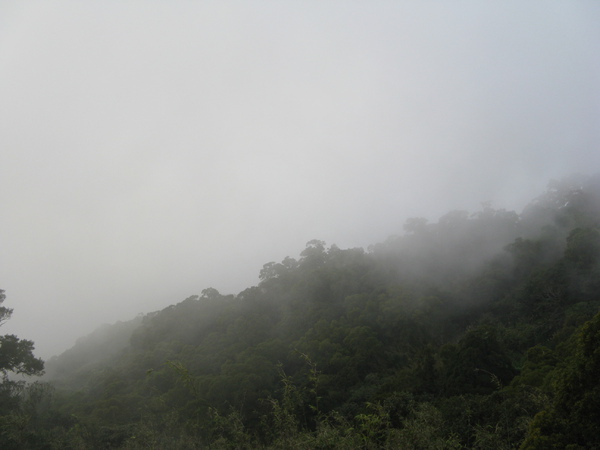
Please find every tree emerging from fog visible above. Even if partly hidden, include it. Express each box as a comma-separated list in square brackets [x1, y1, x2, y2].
[5, 174, 600, 448]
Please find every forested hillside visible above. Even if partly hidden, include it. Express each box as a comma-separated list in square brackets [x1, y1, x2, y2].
[3, 174, 600, 449]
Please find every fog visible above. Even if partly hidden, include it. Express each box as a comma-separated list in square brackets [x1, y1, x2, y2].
[1, 1, 599, 359]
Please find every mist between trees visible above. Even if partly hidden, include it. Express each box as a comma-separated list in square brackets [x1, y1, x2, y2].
[2, 174, 600, 449]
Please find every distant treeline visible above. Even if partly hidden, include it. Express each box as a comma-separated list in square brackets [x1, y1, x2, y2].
[2, 173, 600, 449]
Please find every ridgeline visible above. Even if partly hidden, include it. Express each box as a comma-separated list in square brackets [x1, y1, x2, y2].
[3, 174, 600, 449]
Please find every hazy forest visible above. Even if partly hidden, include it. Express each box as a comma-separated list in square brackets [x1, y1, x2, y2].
[2, 173, 600, 449]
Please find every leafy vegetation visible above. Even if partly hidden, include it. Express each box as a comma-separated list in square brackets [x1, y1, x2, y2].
[3, 174, 600, 448]
[0, 290, 45, 449]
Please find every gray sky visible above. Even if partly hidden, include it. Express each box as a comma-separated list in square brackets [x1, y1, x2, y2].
[1, 1, 599, 359]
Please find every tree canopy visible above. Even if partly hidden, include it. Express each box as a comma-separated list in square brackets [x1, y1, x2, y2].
[5, 174, 600, 448]
[0, 290, 44, 379]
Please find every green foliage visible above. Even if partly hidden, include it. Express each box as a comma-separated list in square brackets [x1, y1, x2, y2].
[0, 291, 44, 379]
[440, 325, 517, 396]
[522, 312, 600, 449]
[19, 174, 600, 448]
[0, 290, 46, 448]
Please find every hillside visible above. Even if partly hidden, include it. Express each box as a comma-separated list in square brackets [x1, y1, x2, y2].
[4, 174, 600, 449]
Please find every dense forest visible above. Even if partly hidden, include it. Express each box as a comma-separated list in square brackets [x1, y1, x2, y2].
[2, 174, 600, 449]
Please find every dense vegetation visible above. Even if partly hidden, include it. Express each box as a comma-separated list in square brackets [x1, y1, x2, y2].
[3, 174, 600, 449]
[0, 290, 45, 446]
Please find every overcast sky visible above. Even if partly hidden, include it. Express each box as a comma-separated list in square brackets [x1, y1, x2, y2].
[1, 1, 599, 359]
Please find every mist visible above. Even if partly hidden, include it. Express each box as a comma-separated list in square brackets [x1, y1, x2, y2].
[1, 1, 599, 359]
